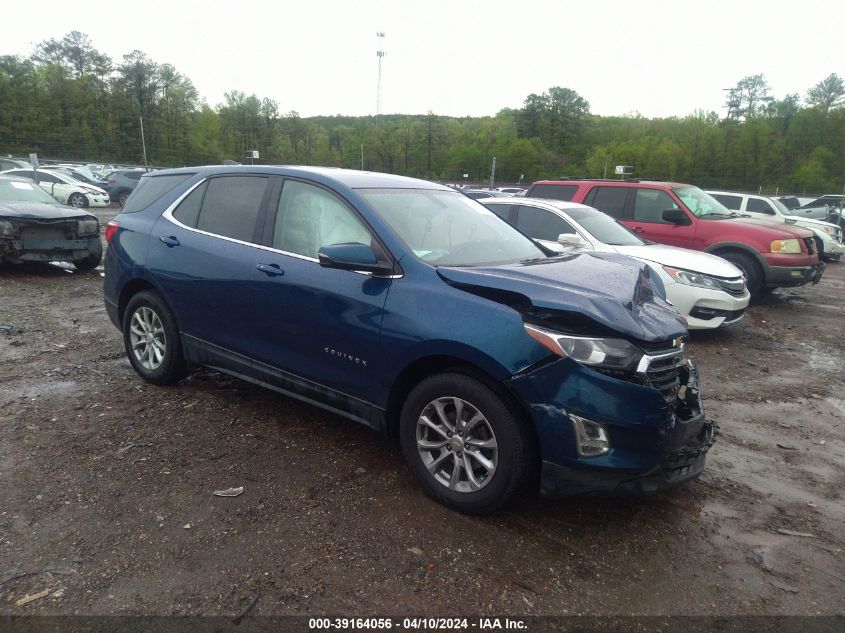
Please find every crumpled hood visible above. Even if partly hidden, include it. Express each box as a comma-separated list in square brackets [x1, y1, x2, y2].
[0, 201, 95, 221]
[438, 252, 688, 343]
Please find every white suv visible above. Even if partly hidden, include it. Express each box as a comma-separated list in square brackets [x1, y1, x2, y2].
[707, 190, 843, 262]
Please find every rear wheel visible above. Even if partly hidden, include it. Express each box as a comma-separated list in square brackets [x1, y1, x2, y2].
[122, 290, 187, 385]
[399, 372, 535, 515]
[720, 251, 763, 299]
[117, 191, 130, 207]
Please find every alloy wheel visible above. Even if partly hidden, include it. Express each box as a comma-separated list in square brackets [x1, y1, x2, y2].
[416, 397, 498, 493]
[129, 306, 166, 370]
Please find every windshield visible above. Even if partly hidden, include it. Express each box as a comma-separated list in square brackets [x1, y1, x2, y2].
[770, 197, 791, 215]
[359, 188, 546, 266]
[673, 187, 734, 218]
[565, 207, 645, 246]
[50, 171, 82, 185]
[0, 178, 59, 204]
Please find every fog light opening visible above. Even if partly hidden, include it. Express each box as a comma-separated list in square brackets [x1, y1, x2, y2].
[570, 413, 611, 457]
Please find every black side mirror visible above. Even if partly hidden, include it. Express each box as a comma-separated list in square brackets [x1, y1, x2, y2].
[318, 243, 393, 276]
[662, 208, 691, 225]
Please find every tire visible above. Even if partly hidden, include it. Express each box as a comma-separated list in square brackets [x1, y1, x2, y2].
[122, 290, 187, 385]
[813, 237, 824, 260]
[720, 251, 763, 299]
[68, 192, 88, 208]
[117, 191, 130, 207]
[399, 372, 535, 515]
[73, 238, 102, 271]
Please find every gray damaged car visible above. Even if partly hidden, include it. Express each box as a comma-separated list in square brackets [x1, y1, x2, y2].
[0, 175, 102, 270]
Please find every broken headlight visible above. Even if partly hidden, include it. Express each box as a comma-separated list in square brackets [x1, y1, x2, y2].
[0, 220, 14, 237]
[77, 219, 99, 236]
[524, 323, 642, 371]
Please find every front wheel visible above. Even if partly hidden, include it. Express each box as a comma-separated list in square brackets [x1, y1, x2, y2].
[68, 192, 88, 208]
[73, 238, 102, 271]
[122, 290, 187, 385]
[399, 373, 535, 515]
[720, 251, 763, 299]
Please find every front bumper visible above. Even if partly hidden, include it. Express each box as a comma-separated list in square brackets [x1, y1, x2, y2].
[765, 262, 825, 287]
[0, 237, 96, 263]
[507, 355, 713, 497]
[540, 421, 717, 496]
[86, 194, 111, 207]
[822, 239, 843, 260]
[664, 281, 750, 330]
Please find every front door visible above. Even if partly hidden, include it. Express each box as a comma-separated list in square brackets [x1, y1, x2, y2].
[248, 178, 393, 401]
[621, 188, 698, 249]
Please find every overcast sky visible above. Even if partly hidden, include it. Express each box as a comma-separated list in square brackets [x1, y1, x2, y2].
[2, 0, 843, 119]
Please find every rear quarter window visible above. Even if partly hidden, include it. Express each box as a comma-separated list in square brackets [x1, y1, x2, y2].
[528, 184, 578, 201]
[122, 174, 193, 213]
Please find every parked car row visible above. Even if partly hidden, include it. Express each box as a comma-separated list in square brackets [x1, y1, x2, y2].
[523, 179, 826, 302]
[0, 163, 150, 207]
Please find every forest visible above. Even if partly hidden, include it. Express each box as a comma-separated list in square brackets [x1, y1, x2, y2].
[1, 31, 844, 194]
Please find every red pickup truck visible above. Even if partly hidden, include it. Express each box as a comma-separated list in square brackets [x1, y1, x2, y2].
[525, 180, 825, 298]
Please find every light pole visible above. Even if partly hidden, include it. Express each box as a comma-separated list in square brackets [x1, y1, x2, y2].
[376, 32, 385, 115]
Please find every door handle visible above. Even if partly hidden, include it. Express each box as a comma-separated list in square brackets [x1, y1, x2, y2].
[256, 262, 285, 277]
[159, 235, 180, 247]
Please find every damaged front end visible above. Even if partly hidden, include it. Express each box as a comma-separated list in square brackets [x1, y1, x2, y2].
[437, 251, 716, 496]
[0, 216, 100, 264]
[508, 328, 716, 497]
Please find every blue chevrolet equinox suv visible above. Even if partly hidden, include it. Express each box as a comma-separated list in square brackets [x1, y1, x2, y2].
[104, 166, 716, 514]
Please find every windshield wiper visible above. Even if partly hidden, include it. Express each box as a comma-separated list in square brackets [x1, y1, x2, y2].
[698, 213, 733, 219]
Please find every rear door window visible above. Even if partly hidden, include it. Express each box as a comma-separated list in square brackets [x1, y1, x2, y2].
[528, 184, 578, 201]
[632, 189, 680, 223]
[515, 205, 576, 241]
[195, 176, 269, 243]
[583, 186, 630, 219]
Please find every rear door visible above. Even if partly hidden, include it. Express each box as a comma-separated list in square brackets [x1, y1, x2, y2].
[146, 174, 273, 356]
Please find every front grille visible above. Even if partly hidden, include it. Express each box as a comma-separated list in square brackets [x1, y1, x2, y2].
[717, 277, 746, 296]
[19, 225, 72, 241]
[804, 237, 816, 255]
[639, 349, 686, 403]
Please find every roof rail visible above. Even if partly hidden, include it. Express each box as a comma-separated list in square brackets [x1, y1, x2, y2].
[543, 178, 641, 183]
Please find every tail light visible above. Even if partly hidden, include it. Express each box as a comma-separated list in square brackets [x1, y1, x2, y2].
[106, 179, 116, 184]
[105, 220, 119, 242]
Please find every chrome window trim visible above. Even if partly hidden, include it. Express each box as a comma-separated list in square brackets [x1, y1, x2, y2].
[161, 177, 402, 278]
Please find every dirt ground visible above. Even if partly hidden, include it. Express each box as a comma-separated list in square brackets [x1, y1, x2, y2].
[1, 208, 843, 618]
